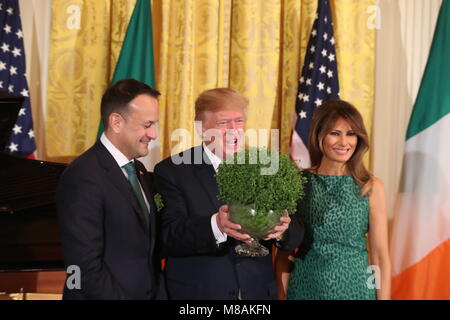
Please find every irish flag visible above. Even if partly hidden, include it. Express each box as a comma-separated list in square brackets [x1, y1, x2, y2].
[390, 0, 450, 299]
[97, 0, 155, 136]
[97, 0, 160, 170]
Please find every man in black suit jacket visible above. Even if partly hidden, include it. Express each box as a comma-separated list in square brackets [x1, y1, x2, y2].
[154, 88, 293, 300]
[57, 79, 164, 299]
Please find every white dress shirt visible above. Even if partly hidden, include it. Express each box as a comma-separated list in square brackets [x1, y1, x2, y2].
[100, 133, 150, 211]
[203, 143, 228, 245]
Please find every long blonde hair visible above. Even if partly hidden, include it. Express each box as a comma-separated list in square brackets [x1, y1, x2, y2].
[308, 99, 373, 196]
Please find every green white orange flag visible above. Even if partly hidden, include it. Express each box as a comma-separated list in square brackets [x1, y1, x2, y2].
[97, 0, 160, 170]
[390, 0, 450, 299]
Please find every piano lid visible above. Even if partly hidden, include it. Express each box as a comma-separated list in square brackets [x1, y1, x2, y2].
[0, 91, 67, 213]
[0, 154, 67, 213]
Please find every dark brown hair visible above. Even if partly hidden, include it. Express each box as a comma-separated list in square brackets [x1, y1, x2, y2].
[101, 78, 160, 129]
[308, 99, 373, 196]
[194, 88, 248, 121]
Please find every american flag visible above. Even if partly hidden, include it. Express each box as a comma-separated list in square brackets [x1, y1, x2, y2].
[290, 0, 339, 168]
[0, 0, 35, 158]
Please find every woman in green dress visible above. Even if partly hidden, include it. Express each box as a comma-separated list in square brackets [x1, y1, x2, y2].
[275, 100, 391, 300]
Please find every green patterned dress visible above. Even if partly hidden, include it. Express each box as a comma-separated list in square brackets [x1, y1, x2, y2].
[287, 171, 376, 300]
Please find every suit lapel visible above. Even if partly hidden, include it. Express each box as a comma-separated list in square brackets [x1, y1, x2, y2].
[193, 146, 225, 210]
[135, 161, 155, 238]
[94, 141, 148, 230]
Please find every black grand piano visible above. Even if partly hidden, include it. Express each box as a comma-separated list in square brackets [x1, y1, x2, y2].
[0, 92, 67, 298]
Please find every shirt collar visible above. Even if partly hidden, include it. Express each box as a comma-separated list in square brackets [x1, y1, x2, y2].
[202, 143, 222, 172]
[100, 133, 132, 168]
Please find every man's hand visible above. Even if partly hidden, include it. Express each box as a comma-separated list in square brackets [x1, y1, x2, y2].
[264, 210, 291, 241]
[216, 205, 252, 242]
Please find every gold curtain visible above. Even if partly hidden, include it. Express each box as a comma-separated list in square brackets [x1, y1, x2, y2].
[278, 0, 317, 154]
[228, 0, 281, 148]
[154, 0, 233, 156]
[332, 0, 376, 166]
[157, 0, 376, 161]
[45, 0, 375, 165]
[46, 0, 136, 161]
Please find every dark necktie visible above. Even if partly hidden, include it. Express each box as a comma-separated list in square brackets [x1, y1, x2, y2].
[122, 161, 149, 228]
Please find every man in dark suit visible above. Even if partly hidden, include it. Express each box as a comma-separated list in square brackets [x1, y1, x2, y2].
[56, 79, 164, 299]
[154, 88, 292, 300]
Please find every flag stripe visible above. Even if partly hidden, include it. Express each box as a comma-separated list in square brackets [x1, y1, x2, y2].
[290, 0, 339, 168]
[290, 129, 310, 167]
[406, 0, 450, 140]
[97, 0, 155, 137]
[391, 0, 450, 299]
[392, 238, 450, 300]
[111, 0, 155, 86]
[391, 113, 450, 276]
[95, 0, 160, 171]
[0, 0, 35, 157]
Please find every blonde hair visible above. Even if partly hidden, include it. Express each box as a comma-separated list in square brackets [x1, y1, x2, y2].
[195, 88, 248, 121]
[308, 99, 373, 196]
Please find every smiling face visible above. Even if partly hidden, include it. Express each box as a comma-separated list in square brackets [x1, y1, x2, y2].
[320, 117, 358, 165]
[110, 94, 159, 160]
[201, 107, 246, 160]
